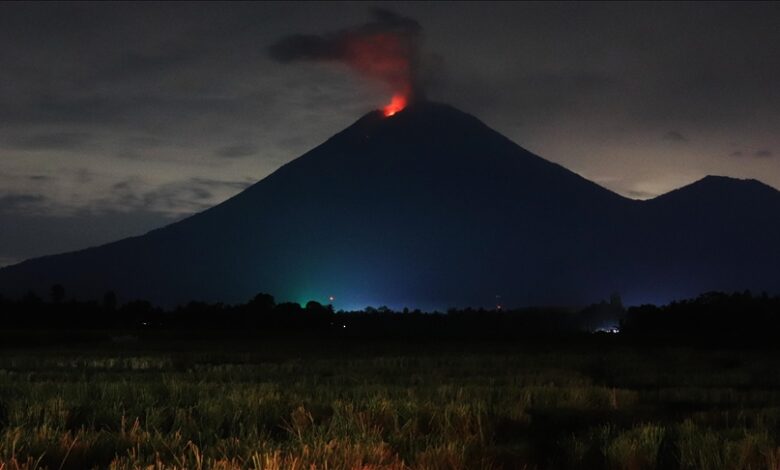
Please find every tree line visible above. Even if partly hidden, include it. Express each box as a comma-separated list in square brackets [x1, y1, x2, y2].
[1, 286, 779, 343]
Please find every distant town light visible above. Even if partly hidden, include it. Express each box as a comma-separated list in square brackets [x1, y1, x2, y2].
[594, 325, 621, 334]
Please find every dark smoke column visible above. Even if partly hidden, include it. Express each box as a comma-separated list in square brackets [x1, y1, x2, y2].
[268, 9, 424, 114]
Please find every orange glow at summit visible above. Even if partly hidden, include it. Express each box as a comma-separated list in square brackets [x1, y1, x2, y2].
[383, 94, 407, 117]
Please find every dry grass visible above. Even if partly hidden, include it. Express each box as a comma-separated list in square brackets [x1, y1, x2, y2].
[0, 340, 778, 469]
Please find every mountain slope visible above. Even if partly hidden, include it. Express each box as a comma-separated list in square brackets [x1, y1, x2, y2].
[619, 176, 780, 304]
[1, 102, 778, 308]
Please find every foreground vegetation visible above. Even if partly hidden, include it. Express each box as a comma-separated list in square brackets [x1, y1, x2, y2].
[1, 337, 780, 469]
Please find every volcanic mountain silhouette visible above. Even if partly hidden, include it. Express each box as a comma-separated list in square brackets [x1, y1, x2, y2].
[2, 102, 779, 308]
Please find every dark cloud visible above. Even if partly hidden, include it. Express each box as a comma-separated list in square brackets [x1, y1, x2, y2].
[109, 178, 204, 213]
[663, 131, 688, 143]
[116, 150, 143, 160]
[5, 131, 91, 151]
[730, 149, 774, 158]
[123, 136, 167, 149]
[112, 180, 133, 192]
[191, 178, 253, 191]
[729, 149, 774, 158]
[519, 72, 616, 94]
[75, 169, 94, 184]
[0, 193, 46, 213]
[215, 143, 258, 158]
[108, 177, 253, 214]
[139, 185, 213, 212]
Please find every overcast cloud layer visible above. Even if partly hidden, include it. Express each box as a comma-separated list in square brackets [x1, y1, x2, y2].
[1, 2, 779, 266]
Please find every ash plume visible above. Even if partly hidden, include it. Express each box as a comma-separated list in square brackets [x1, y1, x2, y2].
[269, 9, 425, 103]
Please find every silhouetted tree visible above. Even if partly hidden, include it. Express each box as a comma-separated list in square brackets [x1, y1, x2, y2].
[248, 293, 275, 312]
[22, 291, 41, 305]
[50, 284, 65, 304]
[305, 301, 333, 328]
[103, 291, 117, 312]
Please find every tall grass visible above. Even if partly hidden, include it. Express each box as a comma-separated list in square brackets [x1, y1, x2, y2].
[0, 340, 778, 468]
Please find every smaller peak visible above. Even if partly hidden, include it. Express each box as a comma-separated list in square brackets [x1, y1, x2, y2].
[691, 175, 771, 190]
[651, 174, 779, 203]
[698, 175, 756, 184]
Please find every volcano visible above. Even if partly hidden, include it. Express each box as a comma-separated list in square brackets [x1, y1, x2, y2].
[2, 102, 779, 309]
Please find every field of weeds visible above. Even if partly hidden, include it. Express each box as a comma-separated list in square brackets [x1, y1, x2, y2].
[0, 338, 779, 469]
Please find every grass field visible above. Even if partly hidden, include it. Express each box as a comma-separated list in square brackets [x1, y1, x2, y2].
[1, 336, 779, 469]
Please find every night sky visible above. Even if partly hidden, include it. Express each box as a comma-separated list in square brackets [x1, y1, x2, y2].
[1, 2, 779, 267]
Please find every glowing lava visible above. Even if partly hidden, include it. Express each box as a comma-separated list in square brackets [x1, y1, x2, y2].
[383, 94, 407, 117]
